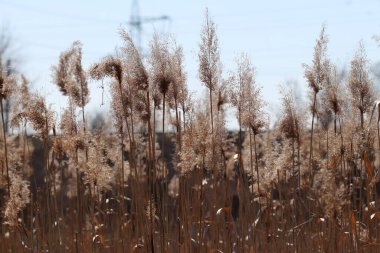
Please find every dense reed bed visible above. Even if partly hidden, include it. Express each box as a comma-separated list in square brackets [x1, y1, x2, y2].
[1, 11, 380, 253]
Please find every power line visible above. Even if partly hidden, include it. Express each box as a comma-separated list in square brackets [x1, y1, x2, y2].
[1, 0, 125, 25]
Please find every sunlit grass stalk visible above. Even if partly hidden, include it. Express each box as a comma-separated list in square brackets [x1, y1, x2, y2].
[0, 97, 10, 197]
[252, 131, 260, 196]
[161, 91, 167, 251]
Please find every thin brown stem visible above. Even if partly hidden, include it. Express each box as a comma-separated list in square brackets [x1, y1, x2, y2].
[0, 98, 10, 197]
[253, 132, 259, 195]
[249, 128, 254, 194]
[309, 92, 317, 184]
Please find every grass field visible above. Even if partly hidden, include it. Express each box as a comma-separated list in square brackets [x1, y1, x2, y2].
[1, 12, 380, 253]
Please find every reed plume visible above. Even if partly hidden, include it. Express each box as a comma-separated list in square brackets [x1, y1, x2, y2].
[303, 25, 330, 182]
[3, 170, 30, 227]
[348, 42, 375, 130]
[198, 9, 220, 134]
[241, 67, 266, 194]
[229, 53, 254, 174]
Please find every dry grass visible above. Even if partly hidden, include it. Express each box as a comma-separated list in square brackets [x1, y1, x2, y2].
[1, 13, 380, 253]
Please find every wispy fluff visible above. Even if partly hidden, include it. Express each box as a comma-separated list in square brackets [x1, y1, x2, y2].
[149, 33, 173, 97]
[198, 9, 220, 92]
[52, 41, 89, 107]
[241, 76, 266, 135]
[4, 170, 30, 227]
[119, 29, 148, 91]
[11, 94, 54, 138]
[0, 59, 17, 100]
[348, 42, 375, 128]
[303, 25, 330, 95]
[83, 134, 114, 192]
[179, 106, 211, 174]
[168, 42, 187, 109]
[89, 56, 129, 125]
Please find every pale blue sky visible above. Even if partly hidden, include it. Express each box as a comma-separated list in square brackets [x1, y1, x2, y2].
[1, 0, 379, 129]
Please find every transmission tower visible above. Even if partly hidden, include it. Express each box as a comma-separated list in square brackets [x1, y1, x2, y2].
[128, 0, 170, 53]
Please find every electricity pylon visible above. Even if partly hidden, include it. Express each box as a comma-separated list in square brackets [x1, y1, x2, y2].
[128, 0, 170, 53]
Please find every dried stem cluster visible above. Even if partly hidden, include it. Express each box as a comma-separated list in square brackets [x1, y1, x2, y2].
[0, 14, 380, 253]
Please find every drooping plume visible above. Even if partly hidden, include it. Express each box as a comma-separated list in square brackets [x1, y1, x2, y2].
[52, 41, 89, 107]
